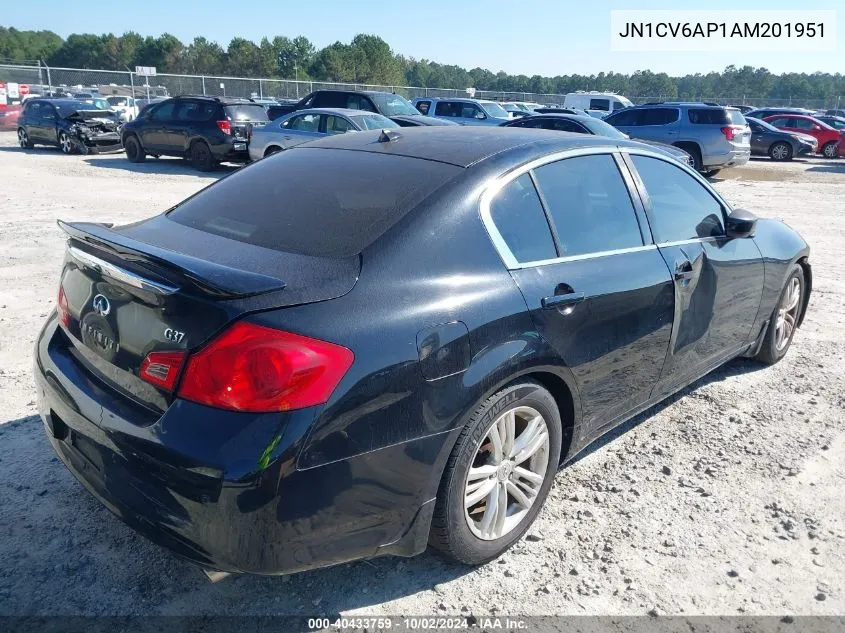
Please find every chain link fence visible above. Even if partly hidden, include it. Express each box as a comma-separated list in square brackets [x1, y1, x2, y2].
[1, 63, 842, 111]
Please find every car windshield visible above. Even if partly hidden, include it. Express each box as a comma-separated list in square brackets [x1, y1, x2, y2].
[224, 104, 269, 122]
[55, 102, 102, 116]
[351, 114, 400, 130]
[481, 102, 509, 118]
[92, 98, 110, 110]
[368, 93, 419, 116]
[167, 149, 460, 257]
[107, 96, 129, 106]
[582, 118, 628, 139]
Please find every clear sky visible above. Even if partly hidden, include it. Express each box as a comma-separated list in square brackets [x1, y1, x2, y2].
[4, 0, 842, 76]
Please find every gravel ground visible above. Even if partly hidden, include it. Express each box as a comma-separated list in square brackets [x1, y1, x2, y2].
[0, 132, 843, 617]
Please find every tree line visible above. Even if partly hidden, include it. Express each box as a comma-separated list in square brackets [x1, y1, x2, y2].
[2, 26, 844, 100]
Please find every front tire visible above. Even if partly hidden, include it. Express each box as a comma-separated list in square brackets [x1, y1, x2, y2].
[18, 128, 33, 149]
[190, 140, 216, 171]
[264, 146, 282, 157]
[429, 380, 562, 565]
[58, 131, 74, 154]
[756, 264, 805, 365]
[821, 142, 839, 159]
[768, 141, 793, 161]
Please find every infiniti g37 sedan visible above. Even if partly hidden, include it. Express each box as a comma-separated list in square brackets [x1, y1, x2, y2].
[35, 127, 811, 575]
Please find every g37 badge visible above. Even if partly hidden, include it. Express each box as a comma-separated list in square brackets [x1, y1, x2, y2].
[164, 328, 186, 343]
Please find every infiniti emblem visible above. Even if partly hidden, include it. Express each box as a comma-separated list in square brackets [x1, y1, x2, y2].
[92, 294, 111, 317]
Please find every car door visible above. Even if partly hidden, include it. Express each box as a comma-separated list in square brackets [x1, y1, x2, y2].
[23, 101, 46, 142]
[141, 100, 177, 152]
[486, 152, 675, 434]
[748, 120, 768, 154]
[624, 152, 765, 398]
[280, 112, 324, 147]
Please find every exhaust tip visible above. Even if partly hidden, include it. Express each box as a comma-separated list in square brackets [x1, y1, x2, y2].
[203, 569, 232, 583]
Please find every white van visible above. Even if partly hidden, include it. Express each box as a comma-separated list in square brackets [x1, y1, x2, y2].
[563, 92, 633, 118]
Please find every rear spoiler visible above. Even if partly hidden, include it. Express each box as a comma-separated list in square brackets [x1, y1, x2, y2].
[58, 220, 286, 299]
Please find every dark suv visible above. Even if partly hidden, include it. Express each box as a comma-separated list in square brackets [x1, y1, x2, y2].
[121, 96, 269, 170]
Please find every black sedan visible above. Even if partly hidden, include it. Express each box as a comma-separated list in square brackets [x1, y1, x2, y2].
[17, 98, 122, 154]
[36, 127, 811, 576]
[747, 116, 817, 160]
[503, 113, 694, 166]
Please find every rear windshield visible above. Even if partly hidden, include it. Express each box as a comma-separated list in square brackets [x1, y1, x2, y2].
[351, 114, 400, 130]
[167, 148, 460, 257]
[224, 104, 269, 121]
[688, 108, 737, 125]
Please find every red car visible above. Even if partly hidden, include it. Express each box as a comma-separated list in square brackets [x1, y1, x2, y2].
[0, 104, 21, 131]
[763, 114, 843, 158]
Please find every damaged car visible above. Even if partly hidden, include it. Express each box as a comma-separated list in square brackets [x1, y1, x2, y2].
[17, 98, 123, 155]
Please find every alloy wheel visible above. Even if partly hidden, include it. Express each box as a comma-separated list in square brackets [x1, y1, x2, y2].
[823, 142, 839, 158]
[464, 406, 550, 540]
[59, 133, 72, 154]
[775, 277, 801, 351]
[18, 129, 28, 148]
[771, 143, 789, 160]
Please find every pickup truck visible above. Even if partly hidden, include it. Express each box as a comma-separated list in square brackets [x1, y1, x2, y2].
[265, 90, 451, 127]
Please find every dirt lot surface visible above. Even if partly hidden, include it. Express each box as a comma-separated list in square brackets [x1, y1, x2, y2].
[0, 132, 843, 618]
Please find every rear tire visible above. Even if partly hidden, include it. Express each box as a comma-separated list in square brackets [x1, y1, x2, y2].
[821, 142, 839, 159]
[190, 140, 216, 171]
[755, 264, 805, 365]
[429, 380, 562, 565]
[768, 141, 793, 161]
[17, 128, 33, 149]
[124, 135, 146, 163]
[676, 143, 703, 172]
[264, 146, 282, 157]
[702, 168, 721, 178]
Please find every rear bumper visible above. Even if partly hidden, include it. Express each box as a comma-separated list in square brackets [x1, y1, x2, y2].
[209, 138, 251, 163]
[35, 315, 442, 574]
[703, 146, 751, 168]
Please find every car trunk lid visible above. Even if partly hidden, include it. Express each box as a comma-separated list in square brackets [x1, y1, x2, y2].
[56, 218, 359, 415]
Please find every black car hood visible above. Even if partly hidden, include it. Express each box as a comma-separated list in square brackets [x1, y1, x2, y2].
[64, 109, 115, 121]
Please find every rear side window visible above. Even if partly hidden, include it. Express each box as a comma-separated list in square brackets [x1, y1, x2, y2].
[727, 110, 746, 125]
[632, 155, 724, 242]
[688, 108, 731, 125]
[767, 117, 790, 127]
[177, 101, 217, 121]
[533, 155, 643, 257]
[167, 149, 460, 257]
[435, 101, 460, 117]
[488, 174, 556, 263]
[589, 98, 610, 111]
[224, 104, 268, 121]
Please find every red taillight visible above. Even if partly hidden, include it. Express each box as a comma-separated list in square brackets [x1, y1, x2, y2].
[140, 350, 187, 392]
[177, 322, 354, 413]
[216, 120, 231, 135]
[57, 286, 70, 328]
[721, 126, 735, 141]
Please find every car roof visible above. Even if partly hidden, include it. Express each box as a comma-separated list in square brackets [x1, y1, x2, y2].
[288, 107, 387, 117]
[294, 125, 642, 168]
[517, 113, 596, 123]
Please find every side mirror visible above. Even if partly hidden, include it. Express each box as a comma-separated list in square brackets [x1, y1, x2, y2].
[725, 208, 757, 238]
[475, 111, 486, 120]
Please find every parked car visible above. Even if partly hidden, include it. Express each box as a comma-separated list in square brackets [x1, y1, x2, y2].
[746, 117, 817, 160]
[816, 115, 845, 131]
[728, 105, 755, 114]
[501, 103, 532, 118]
[105, 96, 140, 122]
[248, 108, 399, 160]
[563, 92, 633, 118]
[36, 127, 810, 576]
[0, 104, 21, 130]
[534, 107, 590, 116]
[745, 107, 815, 120]
[502, 113, 693, 166]
[264, 90, 444, 127]
[412, 97, 511, 125]
[824, 109, 845, 117]
[762, 114, 843, 158]
[121, 96, 269, 170]
[17, 98, 121, 154]
[265, 100, 299, 120]
[604, 103, 751, 175]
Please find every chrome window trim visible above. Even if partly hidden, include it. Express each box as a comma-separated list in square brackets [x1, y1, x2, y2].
[480, 145, 662, 270]
[68, 246, 180, 295]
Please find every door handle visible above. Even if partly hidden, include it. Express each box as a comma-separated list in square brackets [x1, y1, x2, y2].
[541, 292, 585, 310]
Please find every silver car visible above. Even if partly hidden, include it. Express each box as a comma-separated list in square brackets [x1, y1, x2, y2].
[248, 108, 400, 160]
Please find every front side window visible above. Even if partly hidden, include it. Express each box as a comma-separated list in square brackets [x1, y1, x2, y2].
[641, 108, 679, 126]
[532, 154, 643, 257]
[605, 108, 640, 126]
[150, 101, 176, 120]
[435, 101, 459, 117]
[488, 174, 556, 263]
[792, 118, 815, 130]
[631, 155, 725, 243]
[767, 117, 790, 127]
[415, 100, 431, 115]
[460, 103, 484, 119]
[325, 115, 353, 134]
